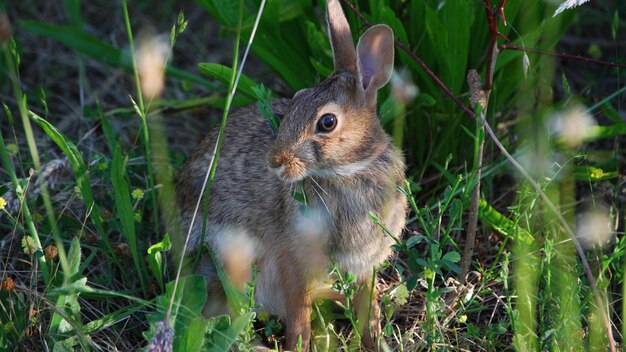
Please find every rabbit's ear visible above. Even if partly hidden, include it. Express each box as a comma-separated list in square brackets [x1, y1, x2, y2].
[356, 24, 394, 100]
[327, 0, 356, 73]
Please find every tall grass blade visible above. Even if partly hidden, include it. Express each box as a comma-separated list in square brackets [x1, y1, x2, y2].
[111, 146, 148, 295]
[198, 63, 258, 99]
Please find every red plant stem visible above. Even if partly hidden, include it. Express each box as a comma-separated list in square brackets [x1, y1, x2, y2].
[499, 0, 508, 26]
[501, 44, 626, 69]
[483, 0, 508, 90]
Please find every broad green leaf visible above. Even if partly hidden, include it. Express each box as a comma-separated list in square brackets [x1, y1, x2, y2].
[180, 317, 208, 351]
[111, 146, 147, 289]
[478, 199, 534, 244]
[601, 102, 624, 126]
[405, 235, 425, 248]
[53, 303, 144, 348]
[380, 6, 409, 45]
[83, 303, 143, 334]
[53, 338, 77, 352]
[170, 275, 207, 349]
[442, 251, 461, 263]
[198, 63, 258, 99]
[143, 275, 208, 351]
[209, 0, 242, 27]
[148, 233, 172, 289]
[50, 239, 86, 338]
[575, 124, 626, 143]
[573, 166, 619, 181]
[67, 237, 82, 281]
[62, 0, 83, 28]
[206, 312, 255, 351]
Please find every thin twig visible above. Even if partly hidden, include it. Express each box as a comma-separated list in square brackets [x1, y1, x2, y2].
[501, 44, 626, 69]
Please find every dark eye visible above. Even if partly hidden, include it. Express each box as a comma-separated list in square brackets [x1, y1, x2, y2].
[316, 113, 337, 133]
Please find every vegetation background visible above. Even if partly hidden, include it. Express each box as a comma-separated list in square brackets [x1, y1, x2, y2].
[0, 0, 625, 350]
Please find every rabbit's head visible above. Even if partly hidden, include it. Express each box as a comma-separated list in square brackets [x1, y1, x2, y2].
[267, 0, 395, 182]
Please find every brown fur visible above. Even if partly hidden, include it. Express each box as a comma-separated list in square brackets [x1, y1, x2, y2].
[175, 1, 406, 350]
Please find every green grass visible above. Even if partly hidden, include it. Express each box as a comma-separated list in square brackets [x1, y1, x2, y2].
[1, 0, 625, 351]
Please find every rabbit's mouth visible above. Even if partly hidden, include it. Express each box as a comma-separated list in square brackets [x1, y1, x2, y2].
[267, 150, 309, 182]
[269, 161, 308, 183]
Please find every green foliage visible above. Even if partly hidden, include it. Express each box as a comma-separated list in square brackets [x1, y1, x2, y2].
[196, 0, 320, 89]
[252, 83, 280, 134]
[144, 275, 208, 351]
[330, 266, 361, 345]
[148, 233, 172, 290]
[197, 0, 577, 180]
[1, 0, 625, 351]
[48, 238, 88, 349]
[143, 275, 257, 352]
[111, 146, 149, 293]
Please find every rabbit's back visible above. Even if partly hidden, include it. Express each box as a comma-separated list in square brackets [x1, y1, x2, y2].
[177, 98, 295, 252]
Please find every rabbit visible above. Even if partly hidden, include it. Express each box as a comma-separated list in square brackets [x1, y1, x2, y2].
[175, 0, 406, 350]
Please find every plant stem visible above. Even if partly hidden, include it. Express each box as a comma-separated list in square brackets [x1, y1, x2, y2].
[459, 0, 501, 281]
[0, 131, 49, 283]
[500, 44, 626, 68]
[121, 0, 160, 238]
[1, 40, 62, 282]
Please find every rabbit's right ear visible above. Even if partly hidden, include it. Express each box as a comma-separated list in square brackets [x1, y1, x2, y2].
[356, 24, 394, 103]
[327, 0, 357, 74]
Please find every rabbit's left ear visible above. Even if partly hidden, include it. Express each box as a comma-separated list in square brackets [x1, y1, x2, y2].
[327, 0, 357, 74]
[356, 24, 394, 101]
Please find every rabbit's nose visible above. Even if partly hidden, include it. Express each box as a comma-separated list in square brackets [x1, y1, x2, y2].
[267, 151, 288, 169]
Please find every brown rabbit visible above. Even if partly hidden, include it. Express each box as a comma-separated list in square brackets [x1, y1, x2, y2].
[176, 0, 406, 350]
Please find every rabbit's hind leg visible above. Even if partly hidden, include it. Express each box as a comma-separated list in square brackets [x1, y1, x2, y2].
[276, 244, 313, 352]
[354, 276, 382, 351]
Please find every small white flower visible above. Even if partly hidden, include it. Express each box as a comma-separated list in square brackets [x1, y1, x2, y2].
[390, 68, 418, 105]
[137, 35, 171, 100]
[551, 106, 596, 148]
[575, 206, 614, 250]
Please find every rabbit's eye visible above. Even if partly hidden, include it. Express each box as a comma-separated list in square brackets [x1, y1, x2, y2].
[316, 113, 337, 133]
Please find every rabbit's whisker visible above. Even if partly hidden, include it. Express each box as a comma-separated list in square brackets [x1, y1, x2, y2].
[308, 177, 332, 219]
[308, 176, 329, 196]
